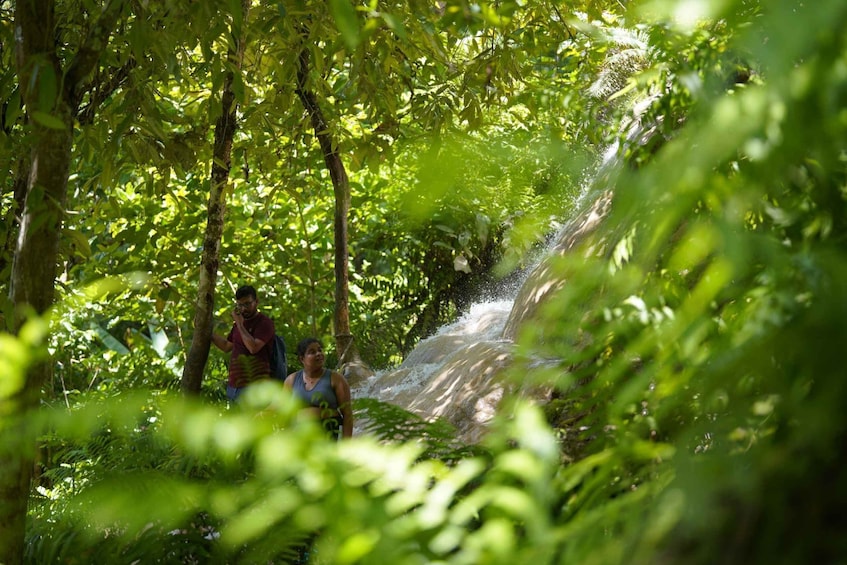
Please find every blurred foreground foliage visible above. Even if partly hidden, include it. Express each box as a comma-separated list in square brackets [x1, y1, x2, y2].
[4, 0, 847, 563]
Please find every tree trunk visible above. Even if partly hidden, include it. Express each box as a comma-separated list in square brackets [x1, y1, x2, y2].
[0, 1, 124, 561]
[295, 38, 362, 367]
[181, 0, 251, 393]
[1, 119, 70, 560]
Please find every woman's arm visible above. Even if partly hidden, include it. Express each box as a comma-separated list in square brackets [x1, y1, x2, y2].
[332, 372, 353, 439]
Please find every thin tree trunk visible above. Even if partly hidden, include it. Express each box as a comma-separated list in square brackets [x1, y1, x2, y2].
[295, 39, 361, 367]
[1, 1, 125, 561]
[181, 0, 251, 393]
[1, 119, 71, 564]
[0, 155, 31, 284]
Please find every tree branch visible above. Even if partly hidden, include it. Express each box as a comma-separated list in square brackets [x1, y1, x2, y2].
[64, 0, 127, 107]
[77, 57, 138, 125]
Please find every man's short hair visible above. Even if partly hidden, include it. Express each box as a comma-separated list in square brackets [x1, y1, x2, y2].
[235, 285, 257, 301]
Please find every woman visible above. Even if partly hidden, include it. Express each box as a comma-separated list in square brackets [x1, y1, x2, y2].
[284, 337, 353, 439]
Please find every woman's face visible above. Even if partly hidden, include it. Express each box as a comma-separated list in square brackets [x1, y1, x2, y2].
[301, 342, 325, 369]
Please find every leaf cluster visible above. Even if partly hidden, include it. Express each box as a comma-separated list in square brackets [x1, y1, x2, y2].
[6, 0, 847, 563]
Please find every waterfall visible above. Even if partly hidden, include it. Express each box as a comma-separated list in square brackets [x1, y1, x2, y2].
[351, 30, 657, 443]
[351, 184, 614, 443]
[351, 300, 515, 442]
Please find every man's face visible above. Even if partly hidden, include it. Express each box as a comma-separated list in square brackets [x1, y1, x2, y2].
[235, 296, 258, 319]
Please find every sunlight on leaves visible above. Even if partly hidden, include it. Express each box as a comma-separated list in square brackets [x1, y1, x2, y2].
[329, 0, 361, 50]
[0, 334, 28, 398]
[337, 528, 381, 563]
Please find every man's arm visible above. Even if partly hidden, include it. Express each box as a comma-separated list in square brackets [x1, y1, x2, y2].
[232, 312, 273, 354]
[211, 332, 233, 353]
[234, 322, 267, 354]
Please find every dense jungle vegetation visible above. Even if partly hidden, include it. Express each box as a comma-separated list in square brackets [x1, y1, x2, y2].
[2, 0, 846, 563]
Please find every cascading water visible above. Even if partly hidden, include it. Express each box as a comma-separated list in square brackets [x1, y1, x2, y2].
[351, 183, 612, 443]
[352, 300, 515, 442]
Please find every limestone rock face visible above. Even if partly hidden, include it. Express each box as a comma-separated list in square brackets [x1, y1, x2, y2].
[502, 189, 612, 341]
[404, 340, 513, 444]
[339, 360, 375, 388]
[352, 302, 513, 442]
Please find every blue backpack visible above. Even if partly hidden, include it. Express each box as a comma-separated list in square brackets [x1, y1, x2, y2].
[268, 334, 288, 381]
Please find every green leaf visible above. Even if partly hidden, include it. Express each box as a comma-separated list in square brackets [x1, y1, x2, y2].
[90, 322, 130, 355]
[4, 89, 22, 126]
[63, 227, 93, 259]
[147, 322, 170, 357]
[232, 72, 246, 103]
[328, 0, 360, 50]
[381, 12, 406, 39]
[31, 110, 67, 130]
[0, 334, 28, 399]
[34, 63, 58, 111]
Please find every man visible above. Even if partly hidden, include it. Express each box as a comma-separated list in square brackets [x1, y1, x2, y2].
[211, 285, 275, 402]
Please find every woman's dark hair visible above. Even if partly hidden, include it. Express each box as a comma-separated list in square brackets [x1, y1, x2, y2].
[296, 337, 322, 358]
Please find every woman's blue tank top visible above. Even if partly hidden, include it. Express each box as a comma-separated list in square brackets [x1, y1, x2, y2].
[292, 369, 339, 411]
